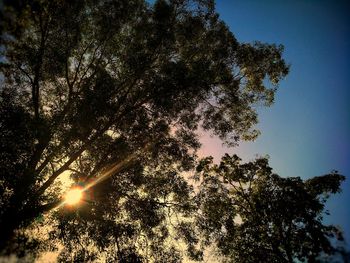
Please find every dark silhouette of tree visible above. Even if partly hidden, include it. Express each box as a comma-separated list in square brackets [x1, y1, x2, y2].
[2, 0, 346, 262]
[194, 154, 346, 263]
[0, 0, 289, 259]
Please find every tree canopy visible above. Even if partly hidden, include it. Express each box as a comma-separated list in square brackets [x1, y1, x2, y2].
[0, 0, 347, 262]
[194, 154, 346, 263]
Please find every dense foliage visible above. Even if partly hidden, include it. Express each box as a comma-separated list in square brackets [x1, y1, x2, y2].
[194, 154, 346, 262]
[0, 0, 346, 262]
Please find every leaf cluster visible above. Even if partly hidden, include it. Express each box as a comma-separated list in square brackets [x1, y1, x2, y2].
[194, 154, 346, 263]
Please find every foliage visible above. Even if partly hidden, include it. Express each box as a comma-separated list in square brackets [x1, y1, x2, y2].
[1, 0, 345, 262]
[0, 0, 289, 260]
[194, 154, 346, 263]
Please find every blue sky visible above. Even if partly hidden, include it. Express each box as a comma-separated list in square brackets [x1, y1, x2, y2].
[200, 0, 350, 245]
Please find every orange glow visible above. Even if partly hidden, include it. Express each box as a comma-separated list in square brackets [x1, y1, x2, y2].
[53, 143, 152, 210]
[65, 187, 83, 205]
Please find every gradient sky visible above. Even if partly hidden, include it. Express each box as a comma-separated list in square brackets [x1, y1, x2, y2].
[199, 0, 350, 246]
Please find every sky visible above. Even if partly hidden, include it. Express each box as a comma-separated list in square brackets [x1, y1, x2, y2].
[200, 0, 350, 246]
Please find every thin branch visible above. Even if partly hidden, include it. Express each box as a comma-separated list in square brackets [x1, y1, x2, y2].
[36, 146, 86, 196]
[71, 41, 95, 87]
[16, 64, 34, 85]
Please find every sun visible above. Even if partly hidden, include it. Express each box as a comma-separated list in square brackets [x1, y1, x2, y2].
[65, 187, 83, 205]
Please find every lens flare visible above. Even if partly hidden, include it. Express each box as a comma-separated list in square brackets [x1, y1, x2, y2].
[49, 143, 153, 211]
[65, 187, 83, 205]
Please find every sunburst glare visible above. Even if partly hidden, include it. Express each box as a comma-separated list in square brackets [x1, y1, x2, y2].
[65, 187, 83, 205]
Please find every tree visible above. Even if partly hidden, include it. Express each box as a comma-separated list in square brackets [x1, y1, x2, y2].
[0, 0, 290, 260]
[194, 154, 346, 263]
